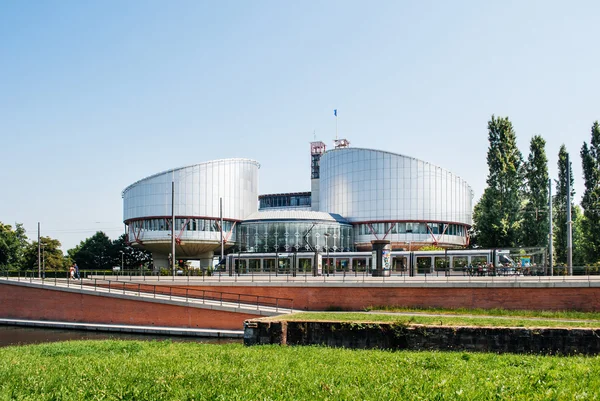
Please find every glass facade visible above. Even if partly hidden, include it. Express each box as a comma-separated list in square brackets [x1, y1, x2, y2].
[259, 193, 311, 209]
[131, 218, 235, 232]
[127, 217, 237, 243]
[354, 222, 466, 236]
[238, 220, 354, 253]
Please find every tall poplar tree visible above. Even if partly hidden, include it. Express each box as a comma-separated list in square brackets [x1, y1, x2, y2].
[580, 121, 600, 263]
[521, 135, 549, 247]
[473, 116, 524, 248]
[553, 145, 575, 265]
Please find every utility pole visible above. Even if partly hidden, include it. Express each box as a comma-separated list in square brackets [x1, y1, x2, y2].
[37, 222, 41, 279]
[220, 197, 224, 264]
[548, 178, 553, 276]
[566, 154, 573, 275]
[171, 179, 176, 277]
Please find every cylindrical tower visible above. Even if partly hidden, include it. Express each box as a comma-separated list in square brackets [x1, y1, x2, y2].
[319, 148, 473, 250]
[122, 158, 260, 269]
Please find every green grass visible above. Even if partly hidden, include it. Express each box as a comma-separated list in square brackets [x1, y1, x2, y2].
[272, 310, 600, 329]
[0, 340, 599, 400]
[366, 306, 600, 320]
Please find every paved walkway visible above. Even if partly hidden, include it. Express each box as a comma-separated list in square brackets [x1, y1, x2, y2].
[0, 318, 243, 338]
[0, 277, 298, 316]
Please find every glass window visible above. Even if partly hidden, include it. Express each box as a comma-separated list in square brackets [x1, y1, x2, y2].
[453, 256, 468, 270]
[471, 256, 488, 266]
[416, 257, 432, 274]
[434, 256, 449, 271]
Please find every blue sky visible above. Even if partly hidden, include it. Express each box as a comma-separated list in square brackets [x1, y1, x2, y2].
[1, 0, 599, 251]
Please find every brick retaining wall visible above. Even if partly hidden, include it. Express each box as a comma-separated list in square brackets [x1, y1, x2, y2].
[0, 283, 259, 330]
[244, 320, 600, 355]
[173, 285, 600, 311]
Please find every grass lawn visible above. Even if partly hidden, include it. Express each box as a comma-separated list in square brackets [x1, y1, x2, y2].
[274, 312, 600, 328]
[365, 307, 600, 320]
[1, 340, 599, 400]
[269, 308, 600, 329]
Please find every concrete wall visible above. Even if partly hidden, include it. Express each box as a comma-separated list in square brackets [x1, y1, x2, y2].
[0, 283, 259, 330]
[245, 320, 600, 355]
[175, 284, 600, 311]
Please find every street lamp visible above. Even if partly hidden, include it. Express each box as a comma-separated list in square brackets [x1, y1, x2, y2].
[324, 233, 330, 276]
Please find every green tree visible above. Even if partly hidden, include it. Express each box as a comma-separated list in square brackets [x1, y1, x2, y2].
[22, 237, 64, 272]
[0, 223, 16, 268]
[0, 222, 29, 270]
[580, 121, 600, 263]
[553, 145, 576, 265]
[473, 116, 524, 248]
[571, 206, 585, 267]
[521, 135, 549, 247]
[70, 231, 114, 270]
[111, 234, 152, 270]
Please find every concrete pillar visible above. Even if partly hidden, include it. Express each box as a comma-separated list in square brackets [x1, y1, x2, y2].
[198, 251, 214, 273]
[371, 240, 391, 277]
[152, 254, 169, 273]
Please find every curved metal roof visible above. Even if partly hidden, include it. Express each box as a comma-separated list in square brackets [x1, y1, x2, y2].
[122, 158, 260, 197]
[323, 147, 473, 197]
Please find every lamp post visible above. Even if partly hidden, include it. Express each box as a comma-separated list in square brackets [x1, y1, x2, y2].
[324, 233, 330, 276]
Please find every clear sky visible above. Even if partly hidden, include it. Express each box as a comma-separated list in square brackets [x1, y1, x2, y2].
[1, 0, 598, 251]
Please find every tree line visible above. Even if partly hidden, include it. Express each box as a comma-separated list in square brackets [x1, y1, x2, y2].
[0, 228, 151, 272]
[472, 116, 600, 266]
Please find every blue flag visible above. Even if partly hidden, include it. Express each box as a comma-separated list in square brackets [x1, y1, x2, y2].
[334, 109, 337, 117]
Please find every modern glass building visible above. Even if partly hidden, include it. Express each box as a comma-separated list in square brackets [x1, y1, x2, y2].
[318, 148, 472, 250]
[122, 142, 473, 269]
[122, 158, 259, 268]
[239, 210, 353, 253]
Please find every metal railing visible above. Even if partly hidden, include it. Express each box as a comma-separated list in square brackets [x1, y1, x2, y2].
[4, 267, 600, 288]
[86, 266, 600, 280]
[0, 271, 294, 313]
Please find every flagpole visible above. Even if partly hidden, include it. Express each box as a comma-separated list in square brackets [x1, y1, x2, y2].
[335, 109, 338, 140]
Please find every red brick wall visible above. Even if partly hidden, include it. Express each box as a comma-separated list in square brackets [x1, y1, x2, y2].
[175, 285, 600, 312]
[3, 283, 598, 332]
[0, 284, 259, 330]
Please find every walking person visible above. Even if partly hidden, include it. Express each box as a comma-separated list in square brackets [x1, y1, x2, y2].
[74, 263, 80, 280]
[69, 264, 75, 280]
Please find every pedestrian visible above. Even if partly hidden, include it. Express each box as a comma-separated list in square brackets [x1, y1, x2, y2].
[69, 264, 75, 279]
[74, 263, 80, 280]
